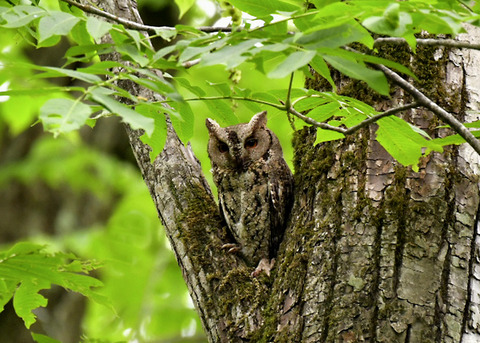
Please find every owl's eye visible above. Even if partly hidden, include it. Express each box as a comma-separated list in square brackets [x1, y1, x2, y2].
[218, 142, 229, 153]
[245, 137, 258, 149]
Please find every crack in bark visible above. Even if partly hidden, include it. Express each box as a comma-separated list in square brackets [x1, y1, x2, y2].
[461, 197, 480, 339]
[319, 177, 345, 342]
[391, 171, 408, 296]
[369, 202, 385, 341]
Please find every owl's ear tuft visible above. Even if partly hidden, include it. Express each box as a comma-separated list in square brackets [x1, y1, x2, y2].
[206, 118, 221, 134]
[249, 111, 267, 130]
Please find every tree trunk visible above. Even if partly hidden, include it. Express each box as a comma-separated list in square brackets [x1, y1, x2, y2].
[91, 1, 480, 341]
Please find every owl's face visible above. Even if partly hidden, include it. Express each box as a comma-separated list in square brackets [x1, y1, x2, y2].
[206, 111, 273, 170]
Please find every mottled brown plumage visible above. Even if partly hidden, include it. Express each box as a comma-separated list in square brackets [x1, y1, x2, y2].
[206, 111, 293, 275]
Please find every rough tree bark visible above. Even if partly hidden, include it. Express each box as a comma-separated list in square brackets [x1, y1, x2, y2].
[84, 0, 480, 341]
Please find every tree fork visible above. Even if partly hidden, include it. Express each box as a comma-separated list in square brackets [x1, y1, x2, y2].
[78, 1, 480, 341]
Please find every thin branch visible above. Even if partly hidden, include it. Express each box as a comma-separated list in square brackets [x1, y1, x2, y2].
[165, 94, 420, 136]
[164, 96, 287, 110]
[376, 64, 480, 155]
[344, 102, 420, 134]
[285, 73, 294, 109]
[287, 102, 421, 135]
[61, 0, 232, 35]
[181, 58, 201, 68]
[374, 37, 480, 50]
[288, 107, 346, 134]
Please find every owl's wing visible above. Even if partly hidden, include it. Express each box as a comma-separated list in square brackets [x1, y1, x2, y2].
[268, 161, 294, 258]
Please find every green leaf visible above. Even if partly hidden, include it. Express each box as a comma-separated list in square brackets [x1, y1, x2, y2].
[116, 43, 150, 67]
[201, 39, 264, 68]
[376, 116, 442, 171]
[0, 243, 104, 329]
[39, 98, 92, 136]
[363, 3, 412, 36]
[309, 55, 336, 91]
[137, 104, 168, 162]
[86, 16, 112, 41]
[14, 278, 49, 328]
[314, 127, 345, 144]
[268, 50, 316, 79]
[65, 43, 113, 64]
[306, 102, 340, 122]
[0, 5, 46, 28]
[430, 130, 480, 146]
[229, 0, 301, 17]
[204, 99, 238, 126]
[174, 0, 195, 19]
[35, 66, 102, 84]
[89, 87, 154, 136]
[124, 72, 175, 95]
[323, 55, 390, 96]
[32, 333, 62, 343]
[154, 27, 177, 41]
[168, 102, 194, 143]
[38, 11, 80, 45]
[176, 78, 206, 97]
[296, 21, 374, 49]
[69, 19, 93, 46]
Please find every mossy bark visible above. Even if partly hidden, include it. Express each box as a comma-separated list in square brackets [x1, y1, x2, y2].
[87, 1, 480, 341]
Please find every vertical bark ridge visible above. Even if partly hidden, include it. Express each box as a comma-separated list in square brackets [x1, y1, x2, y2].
[461, 197, 480, 339]
[390, 168, 408, 295]
[318, 186, 342, 343]
[435, 158, 457, 342]
[369, 201, 385, 341]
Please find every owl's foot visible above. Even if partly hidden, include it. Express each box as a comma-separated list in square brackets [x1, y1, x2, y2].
[251, 258, 275, 277]
[221, 243, 241, 254]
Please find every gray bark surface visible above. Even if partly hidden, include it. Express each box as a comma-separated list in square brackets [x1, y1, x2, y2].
[87, 1, 480, 341]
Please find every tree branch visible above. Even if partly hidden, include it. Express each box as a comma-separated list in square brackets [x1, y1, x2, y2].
[374, 37, 480, 50]
[61, 0, 232, 35]
[376, 64, 480, 155]
[287, 102, 421, 135]
[167, 95, 421, 137]
[343, 102, 420, 134]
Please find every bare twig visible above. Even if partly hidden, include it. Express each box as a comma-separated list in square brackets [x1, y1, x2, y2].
[181, 58, 201, 68]
[376, 64, 480, 155]
[61, 0, 232, 35]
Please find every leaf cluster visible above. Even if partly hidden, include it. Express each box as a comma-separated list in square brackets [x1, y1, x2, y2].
[0, 242, 105, 332]
[2, 0, 480, 169]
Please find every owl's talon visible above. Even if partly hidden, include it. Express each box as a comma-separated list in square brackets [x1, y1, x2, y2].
[221, 243, 241, 253]
[251, 258, 275, 277]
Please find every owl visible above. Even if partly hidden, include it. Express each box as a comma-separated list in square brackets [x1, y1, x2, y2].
[206, 111, 293, 276]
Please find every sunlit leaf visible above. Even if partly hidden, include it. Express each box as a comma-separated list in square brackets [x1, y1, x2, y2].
[0, 243, 104, 329]
[0, 5, 46, 28]
[38, 11, 80, 45]
[86, 16, 112, 41]
[323, 55, 390, 95]
[32, 333, 62, 343]
[137, 103, 168, 162]
[89, 87, 154, 136]
[174, 0, 195, 19]
[40, 98, 92, 136]
[268, 50, 316, 79]
[376, 116, 442, 171]
[229, 0, 301, 17]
